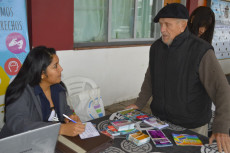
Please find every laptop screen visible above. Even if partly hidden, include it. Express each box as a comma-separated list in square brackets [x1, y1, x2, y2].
[0, 123, 60, 153]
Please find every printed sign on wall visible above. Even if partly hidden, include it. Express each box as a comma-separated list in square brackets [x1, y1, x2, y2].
[0, 0, 30, 128]
[211, 0, 230, 59]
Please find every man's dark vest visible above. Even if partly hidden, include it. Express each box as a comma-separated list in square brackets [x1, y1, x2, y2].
[149, 28, 213, 129]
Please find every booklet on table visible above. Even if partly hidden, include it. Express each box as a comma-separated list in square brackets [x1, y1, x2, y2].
[147, 130, 173, 147]
[172, 133, 203, 146]
[144, 117, 168, 129]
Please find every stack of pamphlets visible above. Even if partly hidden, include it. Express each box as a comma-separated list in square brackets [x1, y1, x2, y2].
[100, 130, 114, 138]
[111, 119, 135, 131]
[106, 125, 120, 136]
[136, 115, 149, 120]
[147, 130, 173, 147]
[144, 117, 168, 129]
[127, 131, 150, 146]
[172, 133, 203, 146]
[118, 108, 149, 121]
[119, 128, 139, 135]
[101, 125, 138, 137]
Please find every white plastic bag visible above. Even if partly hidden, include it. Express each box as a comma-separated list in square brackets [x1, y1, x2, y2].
[67, 88, 105, 122]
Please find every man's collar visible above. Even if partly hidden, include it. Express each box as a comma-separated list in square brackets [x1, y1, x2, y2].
[163, 27, 189, 47]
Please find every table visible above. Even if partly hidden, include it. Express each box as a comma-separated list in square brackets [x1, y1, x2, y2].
[94, 114, 222, 153]
[57, 114, 221, 153]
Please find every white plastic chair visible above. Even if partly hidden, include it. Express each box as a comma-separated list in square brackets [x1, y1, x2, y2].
[63, 76, 98, 96]
[62, 76, 105, 122]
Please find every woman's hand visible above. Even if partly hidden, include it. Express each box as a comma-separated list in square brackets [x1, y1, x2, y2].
[59, 122, 85, 137]
[64, 114, 82, 123]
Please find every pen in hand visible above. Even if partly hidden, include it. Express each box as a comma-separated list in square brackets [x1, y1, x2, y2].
[63, 114, 77, 123]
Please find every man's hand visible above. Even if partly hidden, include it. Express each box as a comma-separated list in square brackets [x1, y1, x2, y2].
[209, 133, 230, 153]
[125, 104, 139, 110]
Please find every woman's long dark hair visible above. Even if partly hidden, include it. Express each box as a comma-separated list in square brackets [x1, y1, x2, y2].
[188, 6, 215, 44]
[4, 46, 56, 112]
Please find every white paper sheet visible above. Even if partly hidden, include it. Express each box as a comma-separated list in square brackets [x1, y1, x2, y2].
[79, 122, 100, 139]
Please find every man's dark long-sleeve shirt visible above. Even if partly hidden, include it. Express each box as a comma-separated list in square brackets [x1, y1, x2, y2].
[135, 49, 230, 134]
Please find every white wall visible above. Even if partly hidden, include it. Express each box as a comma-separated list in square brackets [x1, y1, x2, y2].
[57, 46, 150, 106]
[57, 46, 230, 107]
[0, 46, 229, 129]
[1, 46, 229, 108]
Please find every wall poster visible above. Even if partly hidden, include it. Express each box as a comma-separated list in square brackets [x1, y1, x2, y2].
[211, 0, 230, 59]
[0, 0, 30, 128]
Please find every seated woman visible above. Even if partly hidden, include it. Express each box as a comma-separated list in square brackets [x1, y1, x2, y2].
[0, 46, 85, 138]
[188, 6, 215, 44]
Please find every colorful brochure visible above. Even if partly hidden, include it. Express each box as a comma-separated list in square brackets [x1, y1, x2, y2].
[144, 117, 168, 129]
[118, 108, 149, 121]
[172, 133, 203, 146]
[147, 130, 173, 147]
[111, 119, 135, 131]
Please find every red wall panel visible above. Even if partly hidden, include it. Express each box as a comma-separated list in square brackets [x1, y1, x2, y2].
[186, 0, 199, 15]
[30, 0, 74, 50]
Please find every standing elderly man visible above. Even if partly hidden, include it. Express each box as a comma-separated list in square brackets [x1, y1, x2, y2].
[127, 3, 230, 153]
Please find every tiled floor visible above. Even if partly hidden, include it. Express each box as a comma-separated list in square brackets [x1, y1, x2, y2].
[104, 98, 152, 116]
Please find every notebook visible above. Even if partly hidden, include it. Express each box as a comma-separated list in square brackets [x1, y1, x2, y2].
[0, 123, 60, 153]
